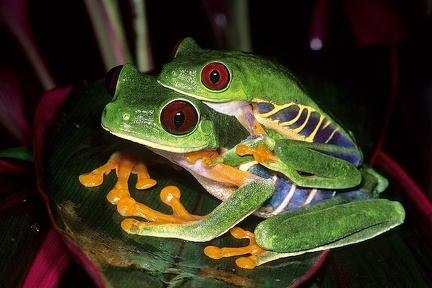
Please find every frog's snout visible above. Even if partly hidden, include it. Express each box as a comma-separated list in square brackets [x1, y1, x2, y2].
[101, 104, 115, 123]
[101, 107, 109, 125]
[102, 107, 107, 118]
[158, 66, 178, 83]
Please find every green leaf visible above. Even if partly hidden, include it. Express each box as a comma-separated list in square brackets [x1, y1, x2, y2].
[0, 147, 33, 162]
[0, 173, 50, 286]
[34, 80, 325, 287]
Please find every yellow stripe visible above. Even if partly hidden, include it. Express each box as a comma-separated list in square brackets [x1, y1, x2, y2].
[304, 113, 324, 142]
[255, 100, 340, 143]
[290, 106, 310, 134]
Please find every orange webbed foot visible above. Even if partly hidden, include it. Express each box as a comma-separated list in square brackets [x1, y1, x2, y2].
[204, 227, 266, 269]
[119, 185, 204, 231]
[184, 149, 223, 166]
[79, 151, 157, 204]
[235, 144, 276, 164]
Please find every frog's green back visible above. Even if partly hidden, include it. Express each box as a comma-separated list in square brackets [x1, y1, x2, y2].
[158, 38, 362, 165]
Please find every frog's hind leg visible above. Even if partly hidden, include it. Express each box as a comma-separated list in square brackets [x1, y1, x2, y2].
[255, 198, 404, 252]
[207, 198, 405, 269]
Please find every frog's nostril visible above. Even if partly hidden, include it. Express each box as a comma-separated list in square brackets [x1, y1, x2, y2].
[122, 113, 130, 121]
[165, 69, 177, 78]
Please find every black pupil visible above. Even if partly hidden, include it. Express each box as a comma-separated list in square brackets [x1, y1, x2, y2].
[174, 111, 184, 127]
[210, 70, 220, 84]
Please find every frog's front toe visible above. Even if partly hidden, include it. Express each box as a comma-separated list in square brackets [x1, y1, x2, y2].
[135, 178, 157, 190]
[79, 172, 104, 187]
[79, 150, 158, 204]
[121, 218, 143, 234]
[184, 149, 223, 166]
[107, 188, 131, 204]
[117, 186, 204, 227]
[236, 144, 276, 164]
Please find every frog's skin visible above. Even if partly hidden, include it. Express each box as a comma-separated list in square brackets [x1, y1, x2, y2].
[80, 63, 405, 269]
[157, 37, 364, 190]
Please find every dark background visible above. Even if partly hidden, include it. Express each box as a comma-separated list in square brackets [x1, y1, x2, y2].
[2, 0, 429, 199]
[1, 1, 431, 287]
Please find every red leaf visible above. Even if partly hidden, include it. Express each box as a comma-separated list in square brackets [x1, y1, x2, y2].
[0, 68, 33, 146]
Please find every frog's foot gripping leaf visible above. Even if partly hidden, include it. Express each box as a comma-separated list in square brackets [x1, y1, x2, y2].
[79, 151, 157, 204]
[205, 197, 405, 269]
[204, 227, 267, 269]
[118, 186, 205, 225]
[203, 226, 315, 270]
[120, 176, 275, 242]
[115, 147, 274, 243]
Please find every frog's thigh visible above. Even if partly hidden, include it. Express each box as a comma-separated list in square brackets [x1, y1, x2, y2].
[254, 198, 405, 252]
[273, 140, 361, 189]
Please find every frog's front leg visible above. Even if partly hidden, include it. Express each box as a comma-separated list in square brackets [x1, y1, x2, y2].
[118, 186, 204, 224]
[119, 162, 274, 241]
[79, 151, 157, 204]
[236, 139, 362, 189]
[207, 197, 405, 268]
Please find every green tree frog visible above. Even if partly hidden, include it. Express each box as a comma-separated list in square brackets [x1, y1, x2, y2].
[80, 64, 404, 269]
[157, 37, 366, 191]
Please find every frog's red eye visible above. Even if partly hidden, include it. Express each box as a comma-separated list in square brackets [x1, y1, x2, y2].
[105, 65, 123, 96]
[161, 100, 198, 135]
[201, 62, 230, 90]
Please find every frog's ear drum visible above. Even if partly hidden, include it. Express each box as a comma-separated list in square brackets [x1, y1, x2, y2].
[160, 100, 199, 135]
[105, 65, 124, 96]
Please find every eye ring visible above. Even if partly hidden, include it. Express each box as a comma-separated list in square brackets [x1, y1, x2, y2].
[201, 62, 230, 90]
[160, 100, 199, 135]
[105, 65, 123, 96]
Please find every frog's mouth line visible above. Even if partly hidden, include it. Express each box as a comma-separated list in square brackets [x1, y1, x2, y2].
[102, 126, 205, 154]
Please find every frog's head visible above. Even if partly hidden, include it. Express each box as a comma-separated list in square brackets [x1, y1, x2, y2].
[157, 37, 254, 102]
[102, 64, 223, 153]
[157, 38, 303, 103]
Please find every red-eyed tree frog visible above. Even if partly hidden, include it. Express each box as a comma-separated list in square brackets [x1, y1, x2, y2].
[157, 38, 367, 190]
[80, 64, 404, 269]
